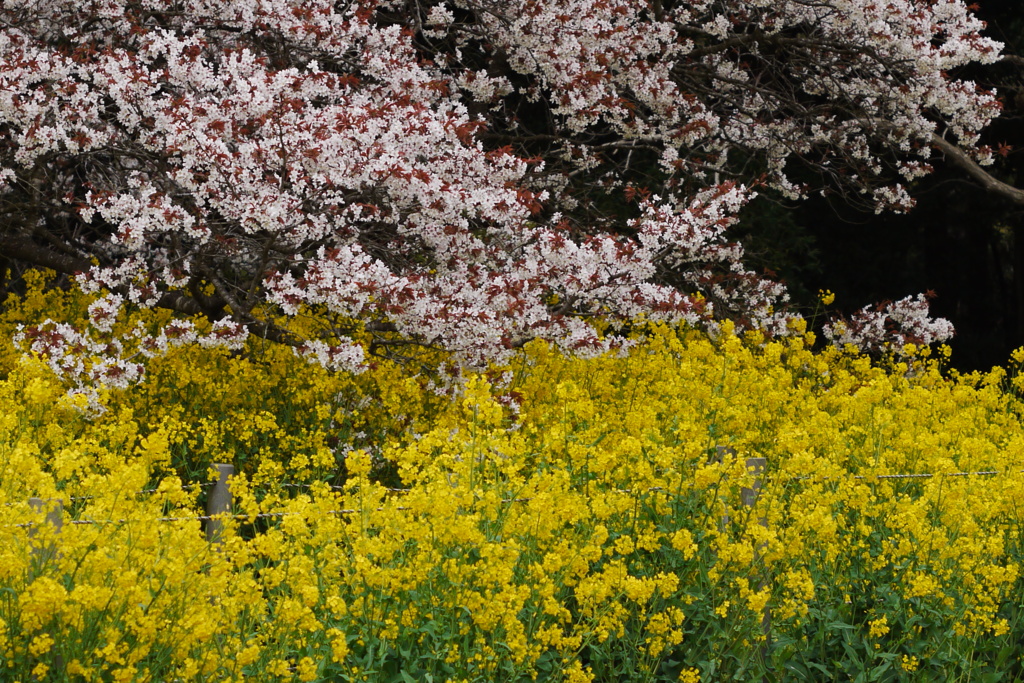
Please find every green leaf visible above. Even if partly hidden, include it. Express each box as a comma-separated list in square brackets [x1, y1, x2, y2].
[805, 662, 834, 677]
[826, 621, 857, 631]
[868, 660, 892, 682]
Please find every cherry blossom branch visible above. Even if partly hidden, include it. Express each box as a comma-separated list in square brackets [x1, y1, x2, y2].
[0, 0, 1009, 395]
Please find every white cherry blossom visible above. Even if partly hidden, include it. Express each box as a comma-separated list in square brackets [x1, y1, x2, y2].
[1, 0, 995, 389]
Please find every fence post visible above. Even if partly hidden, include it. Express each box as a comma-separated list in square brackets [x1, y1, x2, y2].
[713, 451, 771, 677]
[205, 464, 234, 544]
[27, 498, 65, 677]
[714, 445, 734, 531]
[27, 497, 63, 565]
[741, 457, 766, 509]
[741, 457, 770, 680]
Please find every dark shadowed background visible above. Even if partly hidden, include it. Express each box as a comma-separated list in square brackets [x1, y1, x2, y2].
[738, 1, 1024, 371]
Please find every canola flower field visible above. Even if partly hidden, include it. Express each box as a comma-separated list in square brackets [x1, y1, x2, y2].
[1, 271, 1023, 682]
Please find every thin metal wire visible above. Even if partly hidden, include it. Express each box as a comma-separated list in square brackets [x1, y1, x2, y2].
[9, 467, 1023, 528]
[784, 468, 1024, 483]
[856, 470, 1003, 480]
[55, 481, 217, 504]
[58, 480, 402, 501]
[11, 507, 420, 528]
[136, 481, 216, 495]
[274, 482, 410, 493]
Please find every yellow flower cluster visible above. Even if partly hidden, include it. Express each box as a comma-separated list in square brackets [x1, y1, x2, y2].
[1, 271, 1023, 681]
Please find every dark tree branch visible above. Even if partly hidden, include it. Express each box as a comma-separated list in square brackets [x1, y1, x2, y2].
[153, 290, 206, 317]
[1, 235, 92, 275]
[996, 54, 1024, 68]
[930, 133, 1024, 206]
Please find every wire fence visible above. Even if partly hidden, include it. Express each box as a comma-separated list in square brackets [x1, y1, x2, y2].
[7, 457, 1024, 536]
[63, 481, 218, 504]
[8, 463, 423, 540]
[10, 453, 1022, 683]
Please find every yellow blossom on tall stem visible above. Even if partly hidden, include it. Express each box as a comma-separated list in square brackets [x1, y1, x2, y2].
[1, 274, 1023, 681]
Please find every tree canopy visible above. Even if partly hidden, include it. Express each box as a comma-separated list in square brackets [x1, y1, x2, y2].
[1, 0, 1020, 390]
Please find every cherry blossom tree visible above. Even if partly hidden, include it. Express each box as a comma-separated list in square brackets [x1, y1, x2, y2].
[0, 0, 1017, 391]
